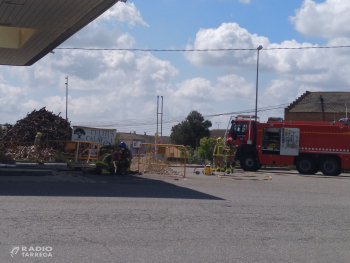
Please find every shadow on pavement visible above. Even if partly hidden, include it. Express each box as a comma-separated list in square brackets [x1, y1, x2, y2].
[0, 173, 223, 200]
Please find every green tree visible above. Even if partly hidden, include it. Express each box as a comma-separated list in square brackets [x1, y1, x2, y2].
[178, 145, 205, 165]
[170, 111, 212, 148]
[198, 137, 217, 162]
[178, 145, 193, 158]
[185, 145, 194, 156]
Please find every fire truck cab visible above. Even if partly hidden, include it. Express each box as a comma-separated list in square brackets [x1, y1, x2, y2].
[226, 115, 350, 176]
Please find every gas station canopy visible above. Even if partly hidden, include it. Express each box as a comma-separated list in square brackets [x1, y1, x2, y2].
[0, 0, 125, 66]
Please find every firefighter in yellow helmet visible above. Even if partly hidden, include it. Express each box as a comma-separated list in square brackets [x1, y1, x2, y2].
[225, 137, 237, 173]
[213, 137, 225, 172]
[34, 132, 42, 164]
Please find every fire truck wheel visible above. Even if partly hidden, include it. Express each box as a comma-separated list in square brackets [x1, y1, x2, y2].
[320, 157, 340, 176]
[296, 156, 317, 175]
[240, 154, 258, 171]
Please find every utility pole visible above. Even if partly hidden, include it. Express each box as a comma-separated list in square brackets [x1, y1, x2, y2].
[161, 96, 163, 141]
[215, 122, 221, 129]
[156, 96, 163, 159]
[253, 45, 263, 147]
[320, 95, 325, 122]
[156, 96, 163, 142]
[346, 102, 348, 119]
[157, 96, 159, 137]
[255, 45, 263, 122]
[65, 76, 68, 121]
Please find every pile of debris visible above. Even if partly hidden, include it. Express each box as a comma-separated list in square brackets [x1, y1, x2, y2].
[4, 146, 58, 161]
[131, 152, 180, 175]
[0, 107, 72, 143]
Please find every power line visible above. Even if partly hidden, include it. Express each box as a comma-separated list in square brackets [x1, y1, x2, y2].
[56, 45, 350, 52]
[72, 99, 323, 129]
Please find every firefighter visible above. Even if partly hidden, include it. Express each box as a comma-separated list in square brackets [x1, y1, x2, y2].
[96, 151, 116, 175]
[225, 137, 237, 173]
[213, 137, 225, 172]
[116, 141, 133, 174]
[34, 132, 42, 164]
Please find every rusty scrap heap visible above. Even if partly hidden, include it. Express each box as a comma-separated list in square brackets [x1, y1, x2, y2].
[0, 107, 72, 142]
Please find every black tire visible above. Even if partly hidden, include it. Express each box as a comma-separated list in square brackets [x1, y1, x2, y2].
[320, 157, 341, 176]
[296, 156, 317, 175]
[240, 154, 259, 171]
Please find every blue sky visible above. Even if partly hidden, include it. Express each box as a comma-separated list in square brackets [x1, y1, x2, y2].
[1, 0, 350, 135]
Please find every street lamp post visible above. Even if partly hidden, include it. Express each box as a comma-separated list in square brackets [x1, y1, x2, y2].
[255, 45, 263, 122]
[65, 76, 68, 121]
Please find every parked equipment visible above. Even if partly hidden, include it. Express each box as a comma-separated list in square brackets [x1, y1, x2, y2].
[225, 115, 350, 176]
[203, 164, 213, 175]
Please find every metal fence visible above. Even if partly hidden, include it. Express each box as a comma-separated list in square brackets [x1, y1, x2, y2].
[42, 140, 100, 162]
[137, 143, 187, 177]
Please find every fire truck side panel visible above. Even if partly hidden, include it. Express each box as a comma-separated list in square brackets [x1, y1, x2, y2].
[340, 155, 350, 169]
[297, 124, 350, 160]
[280, 155, 294, 165]
[257, 122, 350, 169]
[259, 154, 280, 165]
[259, 154, 294, 166]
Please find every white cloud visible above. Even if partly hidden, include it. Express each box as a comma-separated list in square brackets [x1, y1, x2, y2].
[0, 84, 22, 113]
[0, 81, 28, 122]
[185, 22, 350, 84]
[185, 23, 269, 68]
[290, 0, 350, 39]
[22, 100, 40, 110]
[100, 2, 149, 27]
[63, 26, 135, 49]
[172, 74, 254, 102]
[1, 48, 179, 125]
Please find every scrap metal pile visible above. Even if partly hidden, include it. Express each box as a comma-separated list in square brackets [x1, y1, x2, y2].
[0, 107, 72, 160]
[0, 107, 72, 143]
[4, 146, 58, 161]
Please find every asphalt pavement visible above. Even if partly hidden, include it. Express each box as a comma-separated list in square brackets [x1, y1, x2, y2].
[1, 166, 350, 263]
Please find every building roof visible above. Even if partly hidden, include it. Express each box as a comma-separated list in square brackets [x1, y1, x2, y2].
[286, 91, 350, 113]
[118, 132, 171, 145]
[0, 0, 124, 66]
[210, 129, 226, 139]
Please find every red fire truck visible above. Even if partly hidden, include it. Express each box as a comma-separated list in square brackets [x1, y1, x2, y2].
[226, 115, 350, 176]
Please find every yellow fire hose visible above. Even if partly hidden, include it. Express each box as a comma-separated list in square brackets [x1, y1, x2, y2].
[215, 170, 272, 181]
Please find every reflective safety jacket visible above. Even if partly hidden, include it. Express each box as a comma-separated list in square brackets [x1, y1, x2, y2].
[34, 137, 41, 149]
[97, 153, 112, 167]
[213, 143, 224, 156]
[117, 147, 132, 164]
[225, 145, 237, 157]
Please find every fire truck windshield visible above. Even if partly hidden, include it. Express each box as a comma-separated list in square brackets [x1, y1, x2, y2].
[232, 122, 247, 136]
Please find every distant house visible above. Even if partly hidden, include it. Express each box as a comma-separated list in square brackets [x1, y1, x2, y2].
[284, 91, 350, 122]
[118, 132, 171, 157]
[162, 146, 186, 163]
[210, 129, 226, 139]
